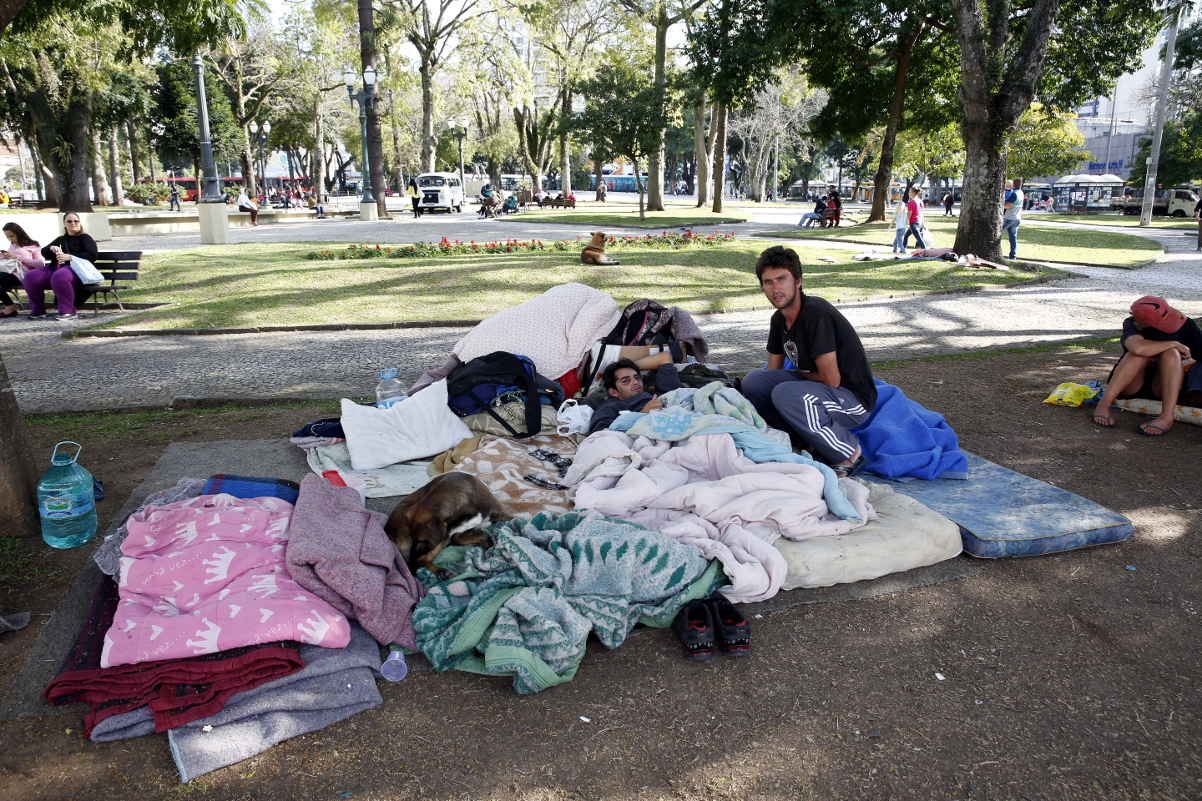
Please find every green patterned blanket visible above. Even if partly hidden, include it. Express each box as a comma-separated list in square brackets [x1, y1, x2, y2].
[412, 510, 724, 693]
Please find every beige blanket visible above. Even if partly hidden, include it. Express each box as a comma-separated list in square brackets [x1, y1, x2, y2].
[434, 433, 582, 517]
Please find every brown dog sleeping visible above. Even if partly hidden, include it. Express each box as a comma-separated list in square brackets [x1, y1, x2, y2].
[384, 472, 508, 572]
[580, 231, 619, 265]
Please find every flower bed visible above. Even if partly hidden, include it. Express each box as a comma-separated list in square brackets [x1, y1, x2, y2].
[306, 230, 737, 260]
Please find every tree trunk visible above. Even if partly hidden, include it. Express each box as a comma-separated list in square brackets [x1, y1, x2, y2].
[38, 97, 93, 212]
[868, 25, 921, 222]
[0, 354, 39, 539]
[125, 122, 142, 185]
[634, 155, 645, 220]
[559, 90, 572, 197]
[313, 100, 326, 200]
[359, 0, 387, 215]
[955, 122, 1008, 260]
[594, 158, 604, 201]
[89, 129, 111, 206]
[419, 61, 436, 173]
[694, 96, 710, 208]
[711, 101, 727, 213]
[646, 8, 669, 212]
[107, 129, 124, 206]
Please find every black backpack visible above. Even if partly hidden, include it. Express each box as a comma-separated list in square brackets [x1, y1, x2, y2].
[446, 351, 563, 437]
[604, 300, 675, 348]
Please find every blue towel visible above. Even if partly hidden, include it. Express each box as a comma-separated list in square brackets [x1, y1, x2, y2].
[203, 474, 301, 505]
[850, 379, 969, 481]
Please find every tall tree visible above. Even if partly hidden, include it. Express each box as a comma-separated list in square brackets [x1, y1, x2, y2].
[615, 0, 707, 211]
[389, 0, 483, 174]
[949, 0, 1162, 259]
[570, 56, 667, 219]
[0, 0, 245, 211]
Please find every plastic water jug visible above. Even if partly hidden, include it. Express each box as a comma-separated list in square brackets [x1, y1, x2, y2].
[38, 441, 98, 549]
[375, 368, 408, 409]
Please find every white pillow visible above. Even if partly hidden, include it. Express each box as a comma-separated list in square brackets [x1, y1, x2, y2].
[340, 379, 472, 470]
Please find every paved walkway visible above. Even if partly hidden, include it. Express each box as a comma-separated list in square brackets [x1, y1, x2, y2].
[4, 204, 1201, 413]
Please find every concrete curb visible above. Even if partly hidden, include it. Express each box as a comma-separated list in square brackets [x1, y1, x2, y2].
[61, 271, 1078, 339]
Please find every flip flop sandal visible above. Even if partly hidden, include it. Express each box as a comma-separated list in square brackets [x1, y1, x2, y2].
[672, 600, 715, 661]
[1139, 423, 1169, 437]
[833, 455, 867, 478]
[1092, 414, 1115, 427]
[707, 597, 750, 657]
[522, 474, 569, 490]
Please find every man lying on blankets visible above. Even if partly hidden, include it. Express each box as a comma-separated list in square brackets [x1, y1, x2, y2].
[588, 356, 682, 434]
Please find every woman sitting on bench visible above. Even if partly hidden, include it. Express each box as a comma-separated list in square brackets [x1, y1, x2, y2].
[22, 213, 97, 320]
[0, 222, 45, 319]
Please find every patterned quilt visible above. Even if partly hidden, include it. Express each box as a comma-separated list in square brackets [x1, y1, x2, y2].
[103, 494, 350, 667]
[441, 433, 582, 517]
[412, 510, 723, 693]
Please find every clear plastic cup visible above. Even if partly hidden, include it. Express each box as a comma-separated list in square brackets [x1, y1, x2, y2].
[381, 648, 408, 682]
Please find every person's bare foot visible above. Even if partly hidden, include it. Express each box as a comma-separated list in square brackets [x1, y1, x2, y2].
[1092, 411, 1115, 427]
[1140, 416, 1174, 437]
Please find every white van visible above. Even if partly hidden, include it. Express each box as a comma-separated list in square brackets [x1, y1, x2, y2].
[415, 172, 464, 214]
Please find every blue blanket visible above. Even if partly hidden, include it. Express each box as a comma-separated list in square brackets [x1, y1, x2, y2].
[850, 380, 968, 481]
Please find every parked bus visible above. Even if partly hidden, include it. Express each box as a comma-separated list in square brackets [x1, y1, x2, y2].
[591, 173, 647, 192]
[156, 175, 242, 201]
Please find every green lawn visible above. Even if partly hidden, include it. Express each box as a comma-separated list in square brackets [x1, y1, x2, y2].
[510, 203, 748, 228]
[775, 218, 1162, 267]
[1035, 213, 1197, 230]
[91, 240, 1063, 330]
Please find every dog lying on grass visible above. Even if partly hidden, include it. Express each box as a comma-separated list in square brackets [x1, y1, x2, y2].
[384, 472, 508, 572]
[581, 231, 619, 265]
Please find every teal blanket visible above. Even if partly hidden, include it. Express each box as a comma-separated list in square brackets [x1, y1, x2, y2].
[412, 511, 724, 693]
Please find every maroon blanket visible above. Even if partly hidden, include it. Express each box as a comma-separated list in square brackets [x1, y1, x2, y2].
[44, 575, 304, 736]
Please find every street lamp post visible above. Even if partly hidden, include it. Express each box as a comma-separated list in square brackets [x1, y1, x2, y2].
[345, 65, 379, 220]
[249, 121, 271, 200]
[192, 53, 229, 244]
[447, 118, 468, 186]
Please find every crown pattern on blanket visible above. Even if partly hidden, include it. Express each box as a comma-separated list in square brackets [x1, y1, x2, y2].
[102, 494, 350, 668]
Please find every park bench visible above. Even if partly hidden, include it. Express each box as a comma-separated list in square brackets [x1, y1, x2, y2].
[11, 251, 142, 317]
[540, 196, 576, 209]
[817, 207, 840, 228]
[10, 199, 44, 210]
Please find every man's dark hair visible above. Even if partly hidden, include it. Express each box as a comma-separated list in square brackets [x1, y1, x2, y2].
[1012, 178, 1023, 188]
[755, 245, 803, 281]
[602, 358, 641, 393]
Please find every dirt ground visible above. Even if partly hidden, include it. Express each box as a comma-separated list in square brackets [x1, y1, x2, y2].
[1, 342, 1199, 801]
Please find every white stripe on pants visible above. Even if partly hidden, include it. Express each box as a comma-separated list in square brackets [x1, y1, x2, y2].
[741, 370, 869, 463]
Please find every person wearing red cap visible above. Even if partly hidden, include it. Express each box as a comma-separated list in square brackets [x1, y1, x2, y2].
[1093, 296, 1202, 435]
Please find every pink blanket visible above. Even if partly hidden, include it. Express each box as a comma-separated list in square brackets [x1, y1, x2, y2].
[567, 431, 875, 603]
[103, 494, 350, 668]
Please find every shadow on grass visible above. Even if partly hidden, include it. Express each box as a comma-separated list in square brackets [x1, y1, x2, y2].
[106, 240, 1058, 329]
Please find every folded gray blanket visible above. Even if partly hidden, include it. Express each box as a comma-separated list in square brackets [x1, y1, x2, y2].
[92, 624, 383, 782]
[287, 473, 424, 649]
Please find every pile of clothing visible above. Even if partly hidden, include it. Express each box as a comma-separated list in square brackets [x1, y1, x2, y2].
[45, 473, 424, 782]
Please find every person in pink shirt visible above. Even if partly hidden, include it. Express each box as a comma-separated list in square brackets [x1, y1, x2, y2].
[901, 186, 928, 250]
[0, 222, 46, 318]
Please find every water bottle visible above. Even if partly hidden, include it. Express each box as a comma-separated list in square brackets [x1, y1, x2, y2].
[375, 368, 408, 409]
[380, 646, 409, 681]
[38, 441, 98, 549]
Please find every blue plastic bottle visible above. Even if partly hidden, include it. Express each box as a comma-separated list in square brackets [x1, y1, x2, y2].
[37, 441, 98, 549]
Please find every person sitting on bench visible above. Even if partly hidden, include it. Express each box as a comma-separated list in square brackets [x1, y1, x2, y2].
[1093, 296, 1202, 436]
[588, 356, 682, 434]
[798, 195, 827, 229]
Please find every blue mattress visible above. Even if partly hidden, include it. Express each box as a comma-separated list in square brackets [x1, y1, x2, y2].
[884, 453, 1132, 558]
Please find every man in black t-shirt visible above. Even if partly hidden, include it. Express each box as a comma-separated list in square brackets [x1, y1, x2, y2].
[1093, 296, 1202, 436]
[741, 245, 877, 475]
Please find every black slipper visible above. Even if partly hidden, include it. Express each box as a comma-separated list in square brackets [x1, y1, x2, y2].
[672, 600, 715, 661]
[707, 597, 750, 657]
